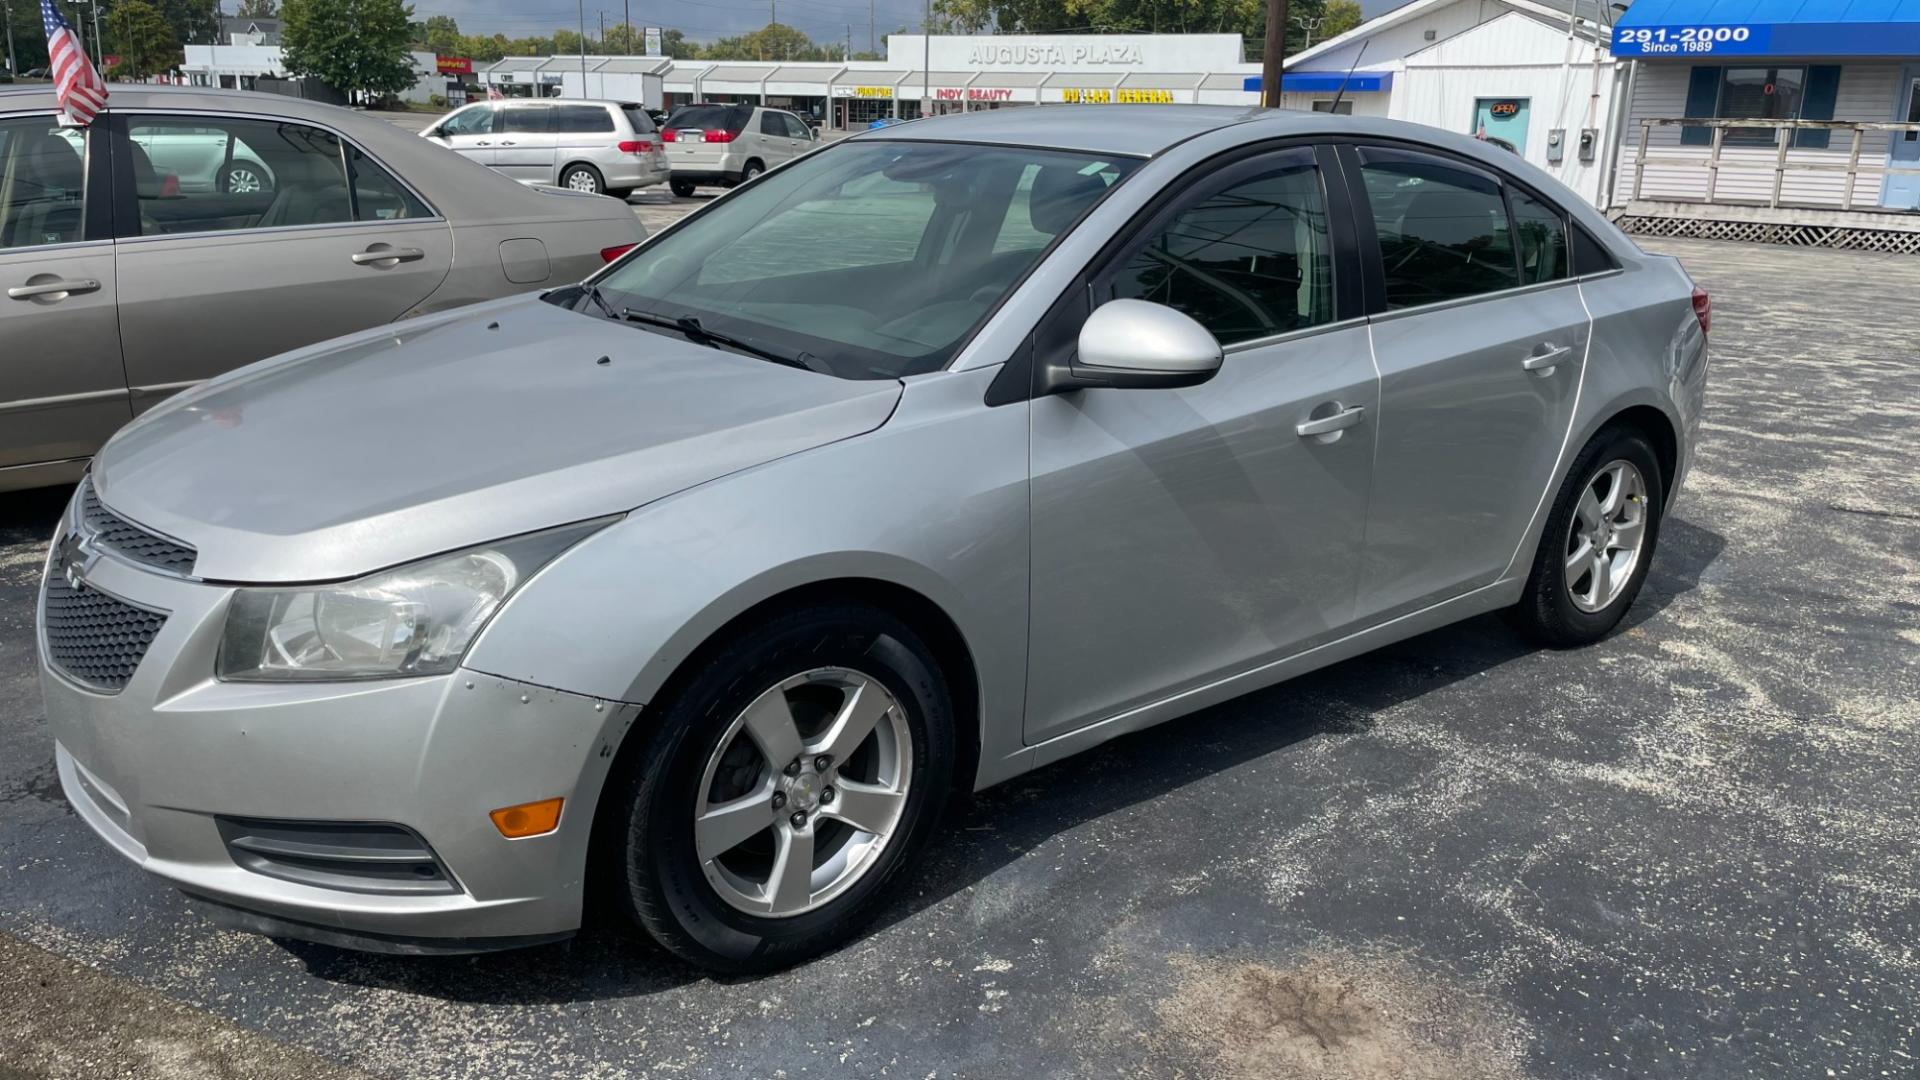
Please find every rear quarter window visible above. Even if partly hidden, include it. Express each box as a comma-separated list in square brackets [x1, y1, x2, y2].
[621, 106, 656, 133]
[554, 105, 615, 133]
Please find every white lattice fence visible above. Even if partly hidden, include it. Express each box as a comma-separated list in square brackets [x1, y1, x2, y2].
[1617, 216, 1920, 255]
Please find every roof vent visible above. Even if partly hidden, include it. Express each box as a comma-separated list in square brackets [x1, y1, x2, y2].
[1425, 29, 1437, 40]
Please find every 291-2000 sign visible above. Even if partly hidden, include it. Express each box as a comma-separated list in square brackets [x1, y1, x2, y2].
[1614, 25, 1758, 55]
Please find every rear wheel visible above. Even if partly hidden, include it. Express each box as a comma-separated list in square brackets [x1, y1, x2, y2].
[614, 603, 955, 972]
[1509, 426, 1665, 647]
[669, 178, 697, 198]
[561, 163, 605, 194]
[221, 163, 268, 195]
[738, 159, 764, 183]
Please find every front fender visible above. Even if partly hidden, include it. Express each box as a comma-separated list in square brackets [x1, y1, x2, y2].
[461, 365, 1032, 788]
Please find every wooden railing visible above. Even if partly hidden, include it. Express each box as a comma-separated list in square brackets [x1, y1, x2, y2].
[1631, 117, 1920, 211]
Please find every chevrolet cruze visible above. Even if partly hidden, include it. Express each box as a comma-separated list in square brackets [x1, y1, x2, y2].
[38, 106, 1708, 972]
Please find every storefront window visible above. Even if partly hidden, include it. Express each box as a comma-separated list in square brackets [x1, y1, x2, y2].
[1717, 66, 1804, 146]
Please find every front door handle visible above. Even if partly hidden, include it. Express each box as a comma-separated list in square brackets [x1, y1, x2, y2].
[351, 247, 426, 266]
[1522, 344, 1575, 373]
[8, 278, 101, 301]
[1296, 404, 1366, 438]
[499, 140, 516, 146]
[475, 140, 492, 146]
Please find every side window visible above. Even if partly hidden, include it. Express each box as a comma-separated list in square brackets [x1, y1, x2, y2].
[347, 143, 431, 221]
[0, 117, 87, 250]
[783, 114, 812, 140]
[125, 116, 375, 236]
[1356, 146, 1517, 308]
[1509, 188, 1569, 284]
[553, 105, 614, 133]
[440, 106, 494, 136]
[502, 107, 551, 134]
[1107, 147, 1336, 345]
[760, 112, 784, 137]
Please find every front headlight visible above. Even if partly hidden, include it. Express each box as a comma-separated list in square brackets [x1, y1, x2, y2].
[217, 519, 612, 682]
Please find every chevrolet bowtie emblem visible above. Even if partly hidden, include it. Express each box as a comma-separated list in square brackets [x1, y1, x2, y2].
[58, 530, 97, 591]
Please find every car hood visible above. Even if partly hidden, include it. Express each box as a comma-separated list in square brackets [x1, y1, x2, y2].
[93, 295, 903, 583]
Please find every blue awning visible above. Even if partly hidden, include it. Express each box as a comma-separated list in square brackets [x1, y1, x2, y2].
[1611, 0, 1920, 58]
[1242, 71, 1392, 93]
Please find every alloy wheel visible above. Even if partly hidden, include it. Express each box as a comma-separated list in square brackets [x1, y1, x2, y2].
[226, 167, 263, 194]
[1565, 459, 1649, 613]
[566, 170, 600, 192]
[693, 667, 912, 918]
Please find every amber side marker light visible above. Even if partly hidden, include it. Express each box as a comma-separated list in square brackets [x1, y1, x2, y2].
[490, 797, 564, 838]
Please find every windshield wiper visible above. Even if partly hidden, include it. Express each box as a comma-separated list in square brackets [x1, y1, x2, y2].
[617, 308, 832, 374]
[578, 282, 620, 320]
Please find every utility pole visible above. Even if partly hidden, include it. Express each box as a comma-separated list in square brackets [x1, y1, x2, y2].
[1260, 0, 1289, 108]
[598, 9, 605, 48]
[868, 0, 874, 54]
[1293, 12, 1323, 50]
[5, 0, 17, 79]
[845, 23, 851, 62]
[577, 0, 588, 91]
[623, 0, 630, 53]
[89, 0, 100, 67]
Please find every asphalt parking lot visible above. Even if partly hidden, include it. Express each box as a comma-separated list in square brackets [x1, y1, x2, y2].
[1, 234, 1916, 1080]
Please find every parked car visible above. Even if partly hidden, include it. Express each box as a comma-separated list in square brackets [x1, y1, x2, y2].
[422, 98, 669, 197]
[39, 106, 1708, 972]
[0, 85, 646, 492]
[661, 102, 817, 196]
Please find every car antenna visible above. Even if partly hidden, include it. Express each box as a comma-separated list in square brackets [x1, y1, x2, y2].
[1327, 40, 1370, 116]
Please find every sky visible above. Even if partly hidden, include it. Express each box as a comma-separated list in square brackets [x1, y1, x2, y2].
[423, 0, 1415, 53]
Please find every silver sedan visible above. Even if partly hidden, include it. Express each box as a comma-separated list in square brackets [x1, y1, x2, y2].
[0, 85, 647, 492]
[38, 105, 1708, 971]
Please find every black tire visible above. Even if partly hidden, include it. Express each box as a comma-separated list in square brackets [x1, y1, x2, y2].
[614, 602, 955, 973]
[560, 163, 605, 194]
[1509, 426, 1666, 647]
[669, 178, 697, 198]
[739, 159, 764, 183]
[220, 163, 269, 195]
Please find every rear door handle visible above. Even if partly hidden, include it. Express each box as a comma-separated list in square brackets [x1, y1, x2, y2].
[1522, 344, 1575, 372]
[499, 140, 516, 146]
[1296, 404, 1366, 438]
[351, 247, 426, 266]
[8, 278, 101, 300]
[476, 140, 491, 146]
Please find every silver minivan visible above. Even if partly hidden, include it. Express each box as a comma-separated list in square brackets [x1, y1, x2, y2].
[425, 99, 670, 197]
[662, 103, 817, 196]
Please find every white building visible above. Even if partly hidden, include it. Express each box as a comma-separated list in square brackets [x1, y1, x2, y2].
[180, 46, 446, 105]
[1276, 0, 1624, 207]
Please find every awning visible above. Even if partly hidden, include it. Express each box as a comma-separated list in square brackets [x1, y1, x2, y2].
[1610, 0, 1920, 58]
[486, 57, 547, 73]
[770, 65, 841, 86]
[596, 58, 671, 75]
[1241, 71, 1392, 93]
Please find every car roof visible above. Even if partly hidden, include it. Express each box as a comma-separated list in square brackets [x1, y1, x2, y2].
[855, 104, 1456, 159]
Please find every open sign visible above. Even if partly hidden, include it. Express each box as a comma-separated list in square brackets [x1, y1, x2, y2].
[1488, 100, 1521, 117]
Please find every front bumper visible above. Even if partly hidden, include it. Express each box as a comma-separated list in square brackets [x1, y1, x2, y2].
[39, 539, 639, 949]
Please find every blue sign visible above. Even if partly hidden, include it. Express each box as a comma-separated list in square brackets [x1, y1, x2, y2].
[1242, 72, 1392, 94]
[1612, 23, 1773, 57]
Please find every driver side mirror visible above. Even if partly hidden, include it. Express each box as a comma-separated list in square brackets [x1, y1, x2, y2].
[1043, 299, 1223, 392]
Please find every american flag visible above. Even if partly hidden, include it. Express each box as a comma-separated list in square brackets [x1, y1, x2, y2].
[487, 83, 504, 101]
[40, 0, 108, 127]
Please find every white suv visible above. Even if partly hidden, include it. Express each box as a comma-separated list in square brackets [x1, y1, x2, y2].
[662, 103, 817, 196]
[424, 99, 670, 198]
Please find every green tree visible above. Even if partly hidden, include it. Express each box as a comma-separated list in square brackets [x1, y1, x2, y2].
[157, 0, 220, 47]
[418, 12, 459, 53]
[4, 0, 53, 72]
[280, 0, 419, 98]
[106, 0, 181, 78]
[1314, 0, 1363, 44]
[235, 0, 278, 17]
[703, 22, 823, 61]
[459, 31, 507, 62]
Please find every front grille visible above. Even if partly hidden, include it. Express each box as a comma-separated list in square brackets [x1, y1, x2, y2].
[79, 481, 197, 575]
[41, 575, 168, 693]
[216, 818, 461, 896]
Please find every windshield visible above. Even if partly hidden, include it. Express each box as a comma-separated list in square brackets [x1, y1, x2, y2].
[594, 140, 1139, 379]
[665, 104, 749, 134]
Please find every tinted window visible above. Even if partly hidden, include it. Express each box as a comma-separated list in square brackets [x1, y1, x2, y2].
[1718, 66, 1804, 146]
[1570, 222, 1615, 276]
[1509, 188, 1568, 284]
[599, 142, 1137, 379]
[553, 105, 614, 133]
[1108, 147, 1335, 344]
[621, 106, 656, 133]
[666, 104, 748, 133]
[439, 105, 494, 136]
[347, 143, 431, 221]
[1357, 146, 1516, 308]
[0, 118, 87, 250]
[502, 106, 551, 134]
[783, 114, 813, 140]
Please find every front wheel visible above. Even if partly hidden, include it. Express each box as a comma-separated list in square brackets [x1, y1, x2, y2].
[221, 163, 269, 195]
[614, 603, 955, 972]
[561, 164, 605, 194]
[1508, 427, 1666, 647]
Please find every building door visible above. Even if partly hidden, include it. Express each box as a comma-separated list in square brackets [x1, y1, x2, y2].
[1473, 97, 1530, 155]
[1882, 68, 1920, 210]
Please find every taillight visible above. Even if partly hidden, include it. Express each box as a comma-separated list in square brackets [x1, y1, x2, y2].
[662, 129, 678, 142]
[600, 243, 636, 263]
[1691, 287, 1711, 335]
[617, 139, 653, 153]
[703, 130, 735, 143]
